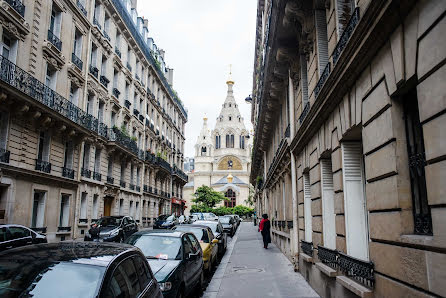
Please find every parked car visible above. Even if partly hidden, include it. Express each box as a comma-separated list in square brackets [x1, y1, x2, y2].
[84, 216, 138, 242]
[191, 212, 218, 221]
[225, 214, 239, 229]
[174, 224, 218, 275]
[0, 224, 47, 251]
[193, 220, 227, 259]
[0, 241, 163, 297]
[189, 215, 199, 223]
[154, 214, 178, 229]
[178, 215, 189, 224]
[126, 230, 204, 298]
[233, 214, 241, 226]
[219, 216, 237, 236]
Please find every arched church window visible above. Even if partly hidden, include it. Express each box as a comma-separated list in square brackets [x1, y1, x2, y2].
[201, 147, 207, 156]
[226, 134, 234, 148]
[215, 135, 221, 149]
[225, 189, 236, 208]
[239, 135, 245, 149]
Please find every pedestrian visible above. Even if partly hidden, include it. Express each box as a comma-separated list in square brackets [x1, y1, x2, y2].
[259, 214, 271, 249]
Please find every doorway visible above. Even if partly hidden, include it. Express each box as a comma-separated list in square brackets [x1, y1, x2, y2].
[104, 197, 113, 217]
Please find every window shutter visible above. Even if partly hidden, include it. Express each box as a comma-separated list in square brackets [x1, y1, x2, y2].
[315, 9, 329, 76]
[300, 55, 309, 105]
[0, 111, 9, 150]
[303, 172, 312, 242]
[321, 159, 336, 249]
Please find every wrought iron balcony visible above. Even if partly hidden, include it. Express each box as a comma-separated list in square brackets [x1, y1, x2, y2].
[81, 167, 91, 178]
[299, 102, 310, 125]
[156, 157, 171, 173]
[0, 149, 10, 163]
[112, 88, 120, 98]
[93, 17, 102, 30]
[79, 218, 88, 223]
[126, 62, 132, 72]
[338, 251, 374, 288]
[71, 53, 83, 70]
[145, 151, 155, 163]
[108, 127, 138, 155]
[103, 31, 111, 42]
[5, 0, 25, 17]
[149, 186, 153, 193]
[47, 30, 62, 51]
[76, 0, 87, 16]
[133, 109, 139, 117]
[138, 115, 144, 122]
[57, 226, 71, 232]
[317, 245, 338, 270]
[314, 62, 331, 98]
[115, 47, 121, 58]
[62, 167, 74, 179]
[129, 183, 135, 190]
[120, 180, 126, 188]
[124, 100, 131, 109]
[143, 185, 148, 192]
[35, 159, 51, 173]
[285, 124, 290, 138]
[106, 176, 114, 184]
[100, 75, 110, 88]
[135, 185, 140, 192]
[89, 65, 99, 78]
[154, 188, 158, 195]
[300, 240, 313, 257]
[172, 165, 188, 182]
[333, 7, 360, 65]
[93, 171, 101, 181]
[135, 74, 140, 81]
[32, 227, 47, 233]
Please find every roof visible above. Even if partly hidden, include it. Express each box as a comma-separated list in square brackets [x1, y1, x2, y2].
[212, 175, 247, 185]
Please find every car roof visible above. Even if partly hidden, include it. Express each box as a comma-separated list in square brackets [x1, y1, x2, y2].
[175, 224, 210, 230]
[0, 241, 137, 267]
[0, 224, 33, 229]
[132, 229, 185, 237]
[194, 220, 218, 225]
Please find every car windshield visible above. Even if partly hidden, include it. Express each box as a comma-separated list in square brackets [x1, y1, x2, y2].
[0, 262, 105, 298]
[126, 235, 182, 260]
[166, 215, 175, 221]
[219, 217, 231, 224]
[195, 222, 217, 234]
[174, 227, 210, 243]
[96, 217, 121, 227]
[157, 215, 168, 221]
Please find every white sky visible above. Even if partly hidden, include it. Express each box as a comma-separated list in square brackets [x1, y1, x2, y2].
[138, 0, 257, 157]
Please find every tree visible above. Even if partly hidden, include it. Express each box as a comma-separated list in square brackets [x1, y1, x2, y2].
[244, 185, 255, 207]
[192, 185, 227, 208]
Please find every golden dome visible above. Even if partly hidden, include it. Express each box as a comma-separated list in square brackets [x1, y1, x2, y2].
[227, 173, 233, 184]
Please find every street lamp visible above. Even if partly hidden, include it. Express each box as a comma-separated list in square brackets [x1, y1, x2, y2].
[245, 94, 252, 104]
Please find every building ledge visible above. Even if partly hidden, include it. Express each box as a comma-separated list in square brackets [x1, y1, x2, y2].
[315, 262, 338, 277]
[271, 229, 290, 239]
[299, 252, 313, 263]
[336, 276, 373, 298]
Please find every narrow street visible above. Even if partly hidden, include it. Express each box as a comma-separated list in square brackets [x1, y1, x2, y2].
[203, 222, 319, 298]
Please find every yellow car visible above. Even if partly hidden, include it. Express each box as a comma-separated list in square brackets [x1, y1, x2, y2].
[174, 224, 219, 274]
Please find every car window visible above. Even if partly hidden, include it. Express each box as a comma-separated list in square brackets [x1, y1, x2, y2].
[217, 224, 223, 234]
[105, 258, 141, 298]
[207, 229, 214, 241]
[122, 218, 129, 225]
[183, 236, 193, 256]
[187, 234, 200, 253]
[175, 227, 209, 243]
[133, 255, 152, 290]
[126, 235, 182, 260]
[0, 227, 8, 241]
[9, 227, 30, 240]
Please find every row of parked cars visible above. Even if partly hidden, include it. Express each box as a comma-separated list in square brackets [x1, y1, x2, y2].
[0, 213, 242, 297]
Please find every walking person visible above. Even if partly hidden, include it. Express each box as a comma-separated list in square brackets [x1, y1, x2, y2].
[259, 214, 271, 249]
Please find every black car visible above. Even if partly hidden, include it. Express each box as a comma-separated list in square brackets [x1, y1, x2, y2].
[84, 216, 138, 242]
[193, 220, 227, 259]
[219, 216, 237, 236]
[0, 241, 162, 297]
[226, 214, 239, 228]
[126, 230, 204, 298]
[0, 224, 47, 251]
[153, 214, 179, 229]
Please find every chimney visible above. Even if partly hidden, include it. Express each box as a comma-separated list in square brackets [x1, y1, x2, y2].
[167, 68, 174, 86]
[143, 18, 148, 28]
[131, 0, 137, 9]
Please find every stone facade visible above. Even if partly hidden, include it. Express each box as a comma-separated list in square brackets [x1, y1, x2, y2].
[0, 0, 188, 242]
[250, 0, 446, 297]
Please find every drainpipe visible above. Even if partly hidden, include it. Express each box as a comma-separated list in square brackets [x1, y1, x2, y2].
[288, 71, 299, 269]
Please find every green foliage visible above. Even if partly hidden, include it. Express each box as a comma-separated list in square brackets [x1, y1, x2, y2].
[190, 204, 212, 214]
[244, 185, 255, 207]
[192, 185, 227, 208]
[232, 205, 254, 216]
[120, 124, 130, 138]
[213, 206, 234, 216]
[131, 136, 137, 142]
[156, 151, 162, 158]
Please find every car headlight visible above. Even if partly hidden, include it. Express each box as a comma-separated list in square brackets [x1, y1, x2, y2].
[109, 229, 119, 237]
[159, 282, 172, 291]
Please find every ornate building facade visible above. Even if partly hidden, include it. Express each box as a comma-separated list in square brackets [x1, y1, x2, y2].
[250, 0, 445, 297]
[0, 0, 188, 242]
[183, 76, 252, 214]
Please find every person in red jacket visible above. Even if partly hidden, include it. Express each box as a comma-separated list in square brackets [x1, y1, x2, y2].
[259, 214, 271, 249]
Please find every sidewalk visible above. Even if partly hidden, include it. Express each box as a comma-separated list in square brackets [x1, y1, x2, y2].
[204, 222, 319, 298]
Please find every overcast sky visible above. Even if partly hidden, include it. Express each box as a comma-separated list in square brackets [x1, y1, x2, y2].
[138, 0, 257, 158]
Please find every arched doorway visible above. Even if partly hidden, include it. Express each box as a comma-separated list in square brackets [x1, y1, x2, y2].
[224, 189, 236, 208]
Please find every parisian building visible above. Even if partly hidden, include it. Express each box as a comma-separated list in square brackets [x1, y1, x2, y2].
[0, 0, 188, 242]
[250, 0, 445, 297]
[183, 75, 253, 214]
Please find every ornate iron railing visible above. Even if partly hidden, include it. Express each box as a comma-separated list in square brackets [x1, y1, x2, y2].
[133, 109, 139, 117]
[126, 62, 132, 72]
[5, 0, 25, 17]
[120, 180, 126, 188]
[314, 62, 331, 98]
[285, 124, 290, 138]
[124, 100, 131, 109]
[338, 251, 374, 288]
[145, 151, 155, 163]
[57, 226, 71, 232]
[103, 31, 111, 42]
[156, 157, 171, 173]
[93, 17, 102, 30]
[35, 159, 51, 173]
[81, 168, 91, 178]
[333, 7, 360, 65]
[129, 183, 135, 190]
[107, 127, 138, 155]
[173, 165, 188, 182]
[62, 167, 74, 179]
[106, 176, 114, 184]
[76, 0, 87, 16]
[318, 245, 338, 270]
[89, 65, 99, 78]
[71, 53, 83, 70]
[0, 149, 10, 163]
[93, 171, 101, 181]
[138, 114, 144, 122]
[47, 30, 62, 51]
[301, 240, 313, 257]
[299, 102, 310, 125]
[32, 227, 47, 233]
[135, 185, 140, 192]
[100, 75, 110, 88]
[115, 47, 122, 58]
[112, 88, 120, 98]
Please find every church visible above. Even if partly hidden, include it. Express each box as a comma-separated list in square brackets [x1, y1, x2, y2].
[183, 74, 252, 214]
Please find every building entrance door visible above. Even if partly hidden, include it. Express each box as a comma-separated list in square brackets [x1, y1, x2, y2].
[104, 197, 113, 217]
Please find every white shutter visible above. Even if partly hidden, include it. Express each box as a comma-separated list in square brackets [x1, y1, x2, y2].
[315, 9, 329, 76]
[0, 111, 9, 150]
[303, 173, 312, 242]
[42, 133, 51, 162]
[341, 142, 369, 260]
[80, 193, 87, 218]
[321, 159, 336, 249]
[37, 193, 46, 227]
[54, 11, 62, 37]
[300, 55, 309, 105]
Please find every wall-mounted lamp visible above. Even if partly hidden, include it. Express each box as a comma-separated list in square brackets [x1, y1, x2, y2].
[245, 94, 253, 104]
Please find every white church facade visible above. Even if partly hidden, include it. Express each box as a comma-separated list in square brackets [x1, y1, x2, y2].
[183, 75, 252, 214]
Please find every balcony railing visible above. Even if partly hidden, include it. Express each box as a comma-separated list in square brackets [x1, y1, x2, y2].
[299, 101, 310, 125]
[0, 148, 10, 163]
[112, 88, 120, 98]
[173, 165, 188, 182]
[108, 127, 138, 155]
[62, 167, 74, 179]
[120, 180, 126, 188]
[103, 31, 111, 42]
[81, 168, 91, 178]
[100, 75, 110, 88]
[5, 0, 25, 17]
[89, 65, 99, 78]
[124, 100, 131, 109]
[93, 17, 102, 30]
[333, 7, 360, 65]
[0, 57, 108, 141]
[145, 151, 155, 163]
[135, 185, 140, 192]
[35, 159, 51, 173]
[317, 245, 338, 270]
[138, 114, 144, 122]
[314, 62, 331, 98]
[143, 184, 148, 192]
[126, 62, 132, 72]
[47, 30, 62, 51]
[300, 240, 313, 257]
[285, 124, 290, 138]
[156, 157, 171, 173]
[129, 183, 135, 190]
[93, 171, 101, 181]
[115, 47, 121, 58]
[338, 251, 374, 288]
[71, 53, 83, 70]
[76, 0, 87, 16]
[133, 109, 139, 117]
[135, 74, 140, 81]
[106, 176, 114, 184]
[57, 226, 71, 232]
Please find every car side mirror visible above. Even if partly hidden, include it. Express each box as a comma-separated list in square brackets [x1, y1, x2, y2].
[212, 239, 218, 244]
[187, 251, 199, 260]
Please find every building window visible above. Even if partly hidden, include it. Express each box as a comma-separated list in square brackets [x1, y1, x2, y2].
[130, 200, 134, 217]
[107, 156, 113, 177]
[119, 199, 124, 216]
[63, 141, 74, 170]
[1, 32, 18, 63]
[226, 134, 234, 148]
[69, 84, 79, 106]
[37, 131, 51, 162]
[59, 194, 70, 227]
[403, 91, 432, 235]
[224, 189, 236, 208]
[87, 95, 94, 115]
[335, 0, 356, 37]
[90, 44, 98, 68]
[240, 136, 245, 149]
[303, 172, 312, 242]
[45, 65, 57, 90]
[0, 111, 10, 150]
[215, 135, 221, 149]
[80, 192, 87, 219]
[92, 194, 99, 220]
[320, 159, 336, 249]
[300, 55, 309, 107]
[32, 190, 46, 228]
[98, 101, 104, 122]
[229, 116, 232, 121]
[111, 111, 116, 127]
[130, 164, 134, 185]
[94, 148, 101, 173]
[83, 143, 90, 170]
[135, 201, 140, 219]
[201, 147, 207, 156]
[73, 29, 83, 58]
[136, 167, 140, 187]
[49, 5, 62, 38]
